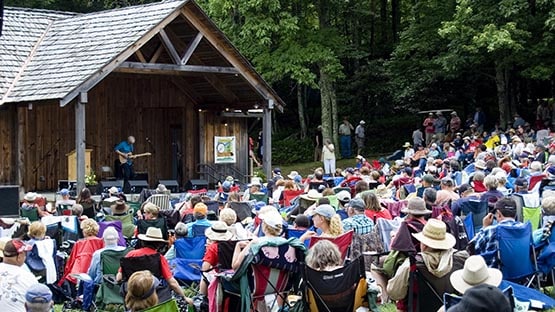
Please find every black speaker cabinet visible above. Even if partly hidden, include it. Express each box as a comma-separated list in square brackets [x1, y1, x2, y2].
[98, 180, 124, 195]
[158, 180, 179, 193]
[126, 180, 149, 194]
[58, 180, 77, 197]
[0, 185, 20, 217]
[185, 179, 208, 191]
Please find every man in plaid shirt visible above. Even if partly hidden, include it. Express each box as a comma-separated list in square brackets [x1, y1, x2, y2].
[342, 198, 374, 234]
[470, 198, 522, 267]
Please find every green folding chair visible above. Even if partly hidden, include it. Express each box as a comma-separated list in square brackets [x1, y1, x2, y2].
[20, 207, 39, 222]
[95, 248, 132, 307]
[105, 213, 135, 238]
[139, 299, 179, 312]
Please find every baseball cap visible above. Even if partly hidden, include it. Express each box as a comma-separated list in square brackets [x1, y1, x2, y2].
[349, 198, 365, 211]
[193, 203, 208, 216]
[514, 177, 528, 187]
[25, 284, 53, 303]
[310, 204, 336, 219]
[273, 167, 282, 175]
[422, 174, 435, 184]
[260, 210, 283, 230]
[3, 239, 32, 257]
[57, 188, 70, 196]
[336, 190, 351, 202]
[447, 284, 511, 312]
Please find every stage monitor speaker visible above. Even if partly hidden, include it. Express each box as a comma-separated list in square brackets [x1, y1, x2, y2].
[98, 180, 124, 195]
[134, 172, 149, 182]
[0, 185, 20, 217]
[185, 179, 208, 191]
[126, 180, 149, 194]
[58, 180, 77, 197]
[158, 180, 179, 193]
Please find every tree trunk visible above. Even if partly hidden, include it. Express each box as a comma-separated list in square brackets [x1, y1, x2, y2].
[297, 84, 307, 139]
[320, 68, 333, 142]
[380, 0, 387, 44]
[495, 63, 511, 129]
[391, 0, 400, 42]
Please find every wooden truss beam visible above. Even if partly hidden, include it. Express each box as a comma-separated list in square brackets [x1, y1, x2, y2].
[116, 62, 239, 74]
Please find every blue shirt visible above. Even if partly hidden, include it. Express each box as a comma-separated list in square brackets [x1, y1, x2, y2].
[114, 141, 134, 164]
[471, 219, 520, 267]
[186, 218, 212, 237]
[342, 214, 374, 234]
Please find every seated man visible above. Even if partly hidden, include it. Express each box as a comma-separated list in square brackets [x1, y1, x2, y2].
[387, 219, 468, 311]
[342, 198, 374, 234]
[88, 227, 127, 284]
[185, 203, 211, 237]
[469, 198, 522, 267]
[55, 188, 76, 214]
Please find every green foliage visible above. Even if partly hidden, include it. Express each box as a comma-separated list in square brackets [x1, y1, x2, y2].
[271, 136, 314, 165]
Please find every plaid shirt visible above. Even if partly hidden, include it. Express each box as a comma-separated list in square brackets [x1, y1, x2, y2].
[471, 218, 520, 267]
[342, 214, 374, 234]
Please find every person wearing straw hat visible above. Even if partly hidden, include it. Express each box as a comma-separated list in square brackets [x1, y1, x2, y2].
[387, 219, 468, 310]
[449, 255, 502, 295]
[402, 142, 415, 165]
[116, 227, 187, 300]
[199, 221, 235, 295]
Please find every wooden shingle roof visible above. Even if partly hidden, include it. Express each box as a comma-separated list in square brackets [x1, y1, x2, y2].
[0, 0, 284, 109]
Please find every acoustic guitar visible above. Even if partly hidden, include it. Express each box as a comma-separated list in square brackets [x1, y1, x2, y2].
[119, 152, 151, 164]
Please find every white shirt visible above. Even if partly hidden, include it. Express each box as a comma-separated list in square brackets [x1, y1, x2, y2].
[0, 262, 39, 312]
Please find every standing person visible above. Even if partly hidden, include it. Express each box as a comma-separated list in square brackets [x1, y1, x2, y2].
[355, 120, 366, 155]
[0, 239, 37, 312]
[423, 113, 435, 145]
[257, 131, 263, 161]
[473, 107, 486, 133]
[322, 138, 336, 175]
[449, 111, 461, 133]
[434, 111, 447, 142]
[314, 125, 323, 162]
[339, 116, 354, 158]
[412, 127, 424, 147]
[248, 137, 262, 167]
[114, 136, 136, 186]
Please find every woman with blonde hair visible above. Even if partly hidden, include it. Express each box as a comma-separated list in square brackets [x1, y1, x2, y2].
[360, 191, 392, 221]
[306, 240, 342, 271]
[299, 204, 343, 241]
[125, 270, 159, 311]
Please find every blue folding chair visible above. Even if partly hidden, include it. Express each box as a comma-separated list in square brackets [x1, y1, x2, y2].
[496, 222, 539, 288]
[287, 228, 309, 248]
[460, 199, 488, 238]
[170, 236, 207, 284]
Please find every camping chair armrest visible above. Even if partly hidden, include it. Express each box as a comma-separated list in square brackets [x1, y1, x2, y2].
[103, 274, 120, 285]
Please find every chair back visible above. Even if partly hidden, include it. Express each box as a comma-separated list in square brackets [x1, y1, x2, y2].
[136, 218, 169, 240]
[57, 204, 72, 216]
[375, 218, 401, 253]
[146, 194, 171, 211]
[309, 230, 354, 261]
[96, 248, 132, 305]
[98, 221, 126, 247]
[326, 195, 339, 209]
[250, 192, 269, 204]
[175, 236, 206, 259]
[282, 190, 304, 207]
[287, 229, 309, 247]
[497, 222, 537, 281]
[519, 193, 541, 231]
[139, 299, 179, 312]
[20, 207, 39, 222]
[460, 199, 488, 235]
[229, 202, 253, 222]
[305, 256, 367, 312]
[529, 174, 546, 192]
[191, 224, 210, 237]
[105, 213, 135, 238]
[204, 200, 220, 216]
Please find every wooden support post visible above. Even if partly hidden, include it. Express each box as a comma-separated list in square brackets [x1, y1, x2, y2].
[262, 103, 272, 178]
[75, 92, 87, 193]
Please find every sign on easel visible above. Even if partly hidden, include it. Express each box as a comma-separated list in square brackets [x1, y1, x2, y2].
[214, 136, 236, 164]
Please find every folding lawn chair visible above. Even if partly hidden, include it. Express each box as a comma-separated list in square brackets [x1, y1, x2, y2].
[229, 201, 253, 223]
[94, 247, 132, 308]
[105, 212, 135, 238]
[170, 236, 207, 285]
[459, 199, 488, 239]
[145, 194, 172, 211]
[304, 256, 367, 311]
[375, 217, 402, 253]
[20, 207, 39, 222]
[282, 190, 304, 208]
[309, 230, 354, 261]
[140, 298, 179, 312]
[490, 222, 540, 288]
[98, 221, 126, 247]
[120, 254, 172, 303]
[225, 238, 306, 312]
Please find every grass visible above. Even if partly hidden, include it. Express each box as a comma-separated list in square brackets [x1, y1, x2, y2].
[277, 157, 380, 177]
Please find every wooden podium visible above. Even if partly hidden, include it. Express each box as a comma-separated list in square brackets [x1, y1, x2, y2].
[67, 149, 92, 181]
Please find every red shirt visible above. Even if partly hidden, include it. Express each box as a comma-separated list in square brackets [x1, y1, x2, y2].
[364, 209, 392, 221]
[203, 243, 219, 267]
[121, 247, 173, 280]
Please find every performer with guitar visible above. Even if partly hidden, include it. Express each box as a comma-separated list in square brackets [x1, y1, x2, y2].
[115, 136, 136, 183]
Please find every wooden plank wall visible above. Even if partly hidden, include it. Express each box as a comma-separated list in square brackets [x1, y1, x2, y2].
[11, 73, 203, 191]
[0, 105, 17, 184]
[201, 113, 248, 180]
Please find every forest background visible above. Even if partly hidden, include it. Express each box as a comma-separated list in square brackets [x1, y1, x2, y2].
[6, 0, 555, 163]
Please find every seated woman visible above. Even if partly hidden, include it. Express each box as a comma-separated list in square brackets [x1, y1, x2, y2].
[306, 240, 342, 271]
[299, 204, 343, 242]
[360, 191, 392, 221]
[125, 270, 159, 312]
[77, 187, 97, 219]
[199, 221, 235, 295]
[25, 221, 57, 284]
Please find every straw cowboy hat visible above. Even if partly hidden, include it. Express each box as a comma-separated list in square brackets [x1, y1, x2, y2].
[205, 221, 234, 241]
[300, 189, 323, 201]
[450, 255, 503, 294]
[248, 177, 263, 187]
[375, 185, 393, 200]
[412, 219, 456, 250]
[474, 159, 487, 170]
[137, 227, 167, 243]
[24, 192, 37, 202]
[402, 142, 411, 148]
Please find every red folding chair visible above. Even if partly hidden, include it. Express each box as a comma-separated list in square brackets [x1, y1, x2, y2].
[309, 230, 354, 261]
[281, 190, 304, 207]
